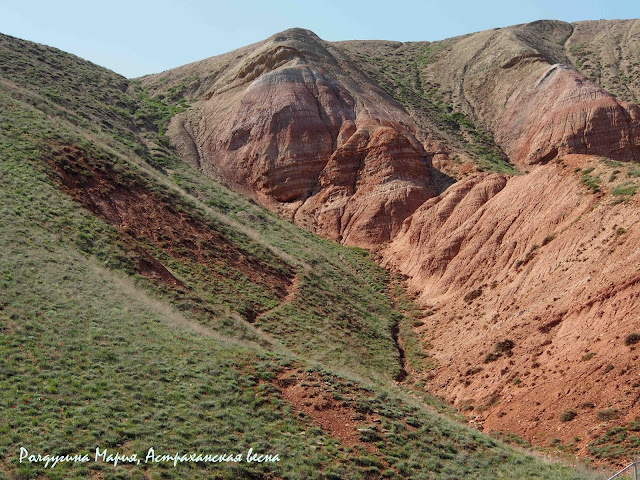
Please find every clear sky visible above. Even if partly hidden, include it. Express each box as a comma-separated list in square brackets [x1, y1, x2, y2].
[1, 0, 638, 78]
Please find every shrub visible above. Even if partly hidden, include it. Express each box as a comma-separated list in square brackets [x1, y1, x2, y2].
[483, 352, 501, 364]
[405, 417, 420, 428]
[359, 428, 383, 443]
[625, 333, 640, 346]
[613, 184, 637, 196]
[483, 340, 515, 363]
[541, 234, 556, 246]
[560, 410, 578, 422]
[628, 418, 640, 431]
[597, 408, 621, 421]
[465, 366, 483, 376]
[464, 288, 482, 303]
[580, 173, 601, 193]
[495, 339, 515, 353]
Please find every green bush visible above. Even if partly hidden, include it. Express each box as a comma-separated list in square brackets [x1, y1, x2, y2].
[613, 184, 637, 196]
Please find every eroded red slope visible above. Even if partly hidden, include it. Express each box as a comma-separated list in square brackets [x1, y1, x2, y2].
[384, 155, 640, 455]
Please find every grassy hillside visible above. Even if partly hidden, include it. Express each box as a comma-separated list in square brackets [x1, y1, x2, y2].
[0, 32, 603, 479]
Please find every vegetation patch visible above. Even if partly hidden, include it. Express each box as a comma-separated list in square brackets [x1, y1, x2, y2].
[464, 287, 483, 303]
[624, 333, 640, 346]
[388, 277, 439, 376]
[559, 410, 578, 422]
[541, 234, 556, 246]
[612, 183, 637, 196]
[580, 172, 601, 193]
[483, 339, 514, 363]
[597, 408, 621, 421]
[587, 420, 640, 461]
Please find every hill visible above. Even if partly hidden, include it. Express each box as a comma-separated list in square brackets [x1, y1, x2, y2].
[0, 31, 603, 479]
[137, 19, 640, 466]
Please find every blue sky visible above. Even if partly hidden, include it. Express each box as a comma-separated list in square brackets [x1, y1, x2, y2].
[0, 0, 638, 78]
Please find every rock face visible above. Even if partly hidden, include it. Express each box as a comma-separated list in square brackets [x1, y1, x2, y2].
[143, 22, 640, 242]
[415, 20, 640, 168]
[383, 155, 640, 453]
[295, 122, 431, 246]
[202, 64, 356, 202]
[156, 28, 435, 246]
[142, 21, 640, 455]
[497, 64, 640, 165]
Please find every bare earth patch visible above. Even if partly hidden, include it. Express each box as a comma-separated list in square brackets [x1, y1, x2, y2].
[274, 369, 382, 454]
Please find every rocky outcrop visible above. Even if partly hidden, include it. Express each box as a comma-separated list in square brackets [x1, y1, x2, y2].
[383, 155, 640, 452]
[497, 64, 640, 165]
[140, 20, 640, 457]
[160, 28, 435, 245]
[201, 63, 356, 203]
[295, 122, 432, 246]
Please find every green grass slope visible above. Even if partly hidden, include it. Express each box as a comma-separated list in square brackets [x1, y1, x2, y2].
[0, 32, 601, 479]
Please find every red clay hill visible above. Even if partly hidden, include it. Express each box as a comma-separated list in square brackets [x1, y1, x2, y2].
[141, 19, 640, 458]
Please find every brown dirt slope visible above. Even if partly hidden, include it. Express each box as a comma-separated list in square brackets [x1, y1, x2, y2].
[383, 154, 640, 459]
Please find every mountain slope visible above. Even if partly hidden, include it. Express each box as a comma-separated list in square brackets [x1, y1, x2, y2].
[566, 19, 640, 105]
[138, 19, 640, 465]
[142, 21, 640, 249]
[141, 28, 444, 248]
[382, 156, 640, 458]
[343, 20, 640, 170]
[0, 31, 601, 479]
